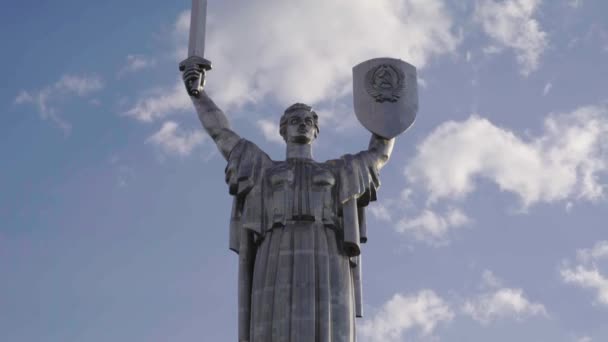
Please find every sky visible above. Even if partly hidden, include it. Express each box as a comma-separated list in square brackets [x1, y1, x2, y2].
[1, 0, 607, 341]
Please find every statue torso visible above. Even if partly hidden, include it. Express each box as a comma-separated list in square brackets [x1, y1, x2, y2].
[264, 158, 339, 230]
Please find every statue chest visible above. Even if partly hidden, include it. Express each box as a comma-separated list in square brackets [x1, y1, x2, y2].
[264, 159, 338, 228]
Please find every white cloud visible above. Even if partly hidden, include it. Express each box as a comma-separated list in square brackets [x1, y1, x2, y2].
[396, 207, 471, 246]
[560, 266, 608, 306]
[463, 271, 548, 324]
[577, 337, 592, 342]
[475, 0, 548, 75]
[189, 0, 459, 109]
[568, 0, 583, 8]
[543, 82, 552, 96]
[406, 106, 608, 208]
[14, 74, 104, 133]
[481, 269, 503, 289]
[14, 91, 34, 105]
[561, 241, 608, 306]
[119, 54, 156, 75]
[55, 75, 104, 95]
[256, 119, 284, 145]
[369, 203, 394, 223]
[146, 121, 206, 157]
[463, 288, 548, 324]
[577, 241, 608, 263]
[172, 10, 191, 60]
[125, 81, 191, 122]
[359, 290, 454, 342]
[129, 0, 460, 134]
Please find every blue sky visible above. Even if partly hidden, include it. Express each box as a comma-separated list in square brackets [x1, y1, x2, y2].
[1, 0, 607, 341]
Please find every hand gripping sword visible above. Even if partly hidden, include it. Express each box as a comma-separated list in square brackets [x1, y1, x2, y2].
[179, 0, 212, 97]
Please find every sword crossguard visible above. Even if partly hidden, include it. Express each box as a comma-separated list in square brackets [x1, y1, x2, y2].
[179, 56, 213, 97]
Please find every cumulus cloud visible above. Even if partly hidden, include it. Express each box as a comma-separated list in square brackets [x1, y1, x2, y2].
[146, 121, 206, 157]
[211, 0, 459, 107]
[119, 54, 156, 75]
[480, 269, 503, 289]
[396, 207, 471, 246]
[14, 74, 104, 133]
[54, 75, 103, 95]
[125, 81, 191, 122]
[560, 241, 608, 306]
[463, 288, 548, 323]
[577, 241, 608, 263]
[568, 0, 583, 8]
[406, 106, 608, 208]
[543, 82, 552, 96]
[256, 119, 284, 144]
[367, 186, 470, 246]
[177, 0, 459, 110]
[463, 271, 548, 324]
[368, 203, 394, 223]
[561, 267, 608, 306]
[127, 0, 460, 153]
[359, 290, 454, 342]
[475, 0, 548, 75]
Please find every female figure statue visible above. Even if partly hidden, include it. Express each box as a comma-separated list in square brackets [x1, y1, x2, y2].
[182, 65, 394, 342]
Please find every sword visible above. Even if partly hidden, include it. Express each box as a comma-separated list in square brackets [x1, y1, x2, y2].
[179, 0, 212, 97]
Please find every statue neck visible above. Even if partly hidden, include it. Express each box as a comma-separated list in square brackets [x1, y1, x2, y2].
[286, 142, 313, 160]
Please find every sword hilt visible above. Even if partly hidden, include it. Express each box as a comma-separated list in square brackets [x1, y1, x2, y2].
[179, 56, 212, 97]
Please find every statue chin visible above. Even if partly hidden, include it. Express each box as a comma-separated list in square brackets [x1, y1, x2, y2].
[289, 135, 313, 144]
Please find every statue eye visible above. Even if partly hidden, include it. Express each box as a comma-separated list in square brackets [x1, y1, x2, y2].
[305, 118, 313, 125]
[290, 118, 300, 124]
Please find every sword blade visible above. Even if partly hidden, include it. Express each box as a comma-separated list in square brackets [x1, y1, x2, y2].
[188, 0, 207, 58]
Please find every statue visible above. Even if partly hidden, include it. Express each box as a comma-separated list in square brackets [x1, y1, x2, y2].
[179, 2, 417, 341]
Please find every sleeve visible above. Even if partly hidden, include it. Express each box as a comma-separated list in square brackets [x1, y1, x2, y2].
[225, 139, 272, 253]
[324, 150, 380, 256]
[336, 151, 380, 206]
[327, 151, 381, 318]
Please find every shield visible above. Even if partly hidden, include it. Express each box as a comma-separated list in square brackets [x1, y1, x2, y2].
[353, 58, 418, 139]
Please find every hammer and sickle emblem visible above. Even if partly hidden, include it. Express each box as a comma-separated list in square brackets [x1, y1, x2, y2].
[365, 64, 405, 103]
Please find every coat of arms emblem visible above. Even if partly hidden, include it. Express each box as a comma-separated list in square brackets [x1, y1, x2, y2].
[365, 64, 405, 103]
[353, 58, 419, 139]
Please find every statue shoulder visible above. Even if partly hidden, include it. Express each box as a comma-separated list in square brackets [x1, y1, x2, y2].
[322, 150, 375, 170]
[321, 157, 345, 170]
[323, 152, 380, 204]
[226, 139, 273, 196]
[228, 139, 272, 161]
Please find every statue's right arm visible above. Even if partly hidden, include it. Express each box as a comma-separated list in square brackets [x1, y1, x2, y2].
[190, 91, 241, 160]
[181, 60, 241, 160]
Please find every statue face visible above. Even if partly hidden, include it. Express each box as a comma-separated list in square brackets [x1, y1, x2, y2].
[285, 110, 318, 144]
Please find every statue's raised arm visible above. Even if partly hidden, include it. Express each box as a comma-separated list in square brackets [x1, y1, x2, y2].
[365, 133, 395, 171]
[181, 62, 241, 160]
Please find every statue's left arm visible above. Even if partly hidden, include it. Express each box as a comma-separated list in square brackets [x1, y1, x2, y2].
[366, 134, 395, 170]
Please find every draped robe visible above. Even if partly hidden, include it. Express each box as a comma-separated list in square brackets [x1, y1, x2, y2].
[225, 139, 381, 342]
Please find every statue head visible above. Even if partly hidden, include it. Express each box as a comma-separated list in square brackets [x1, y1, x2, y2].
[279, 103, 320, 144]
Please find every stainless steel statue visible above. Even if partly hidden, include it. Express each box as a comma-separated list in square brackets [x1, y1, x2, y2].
[179, 1, 418, 341]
